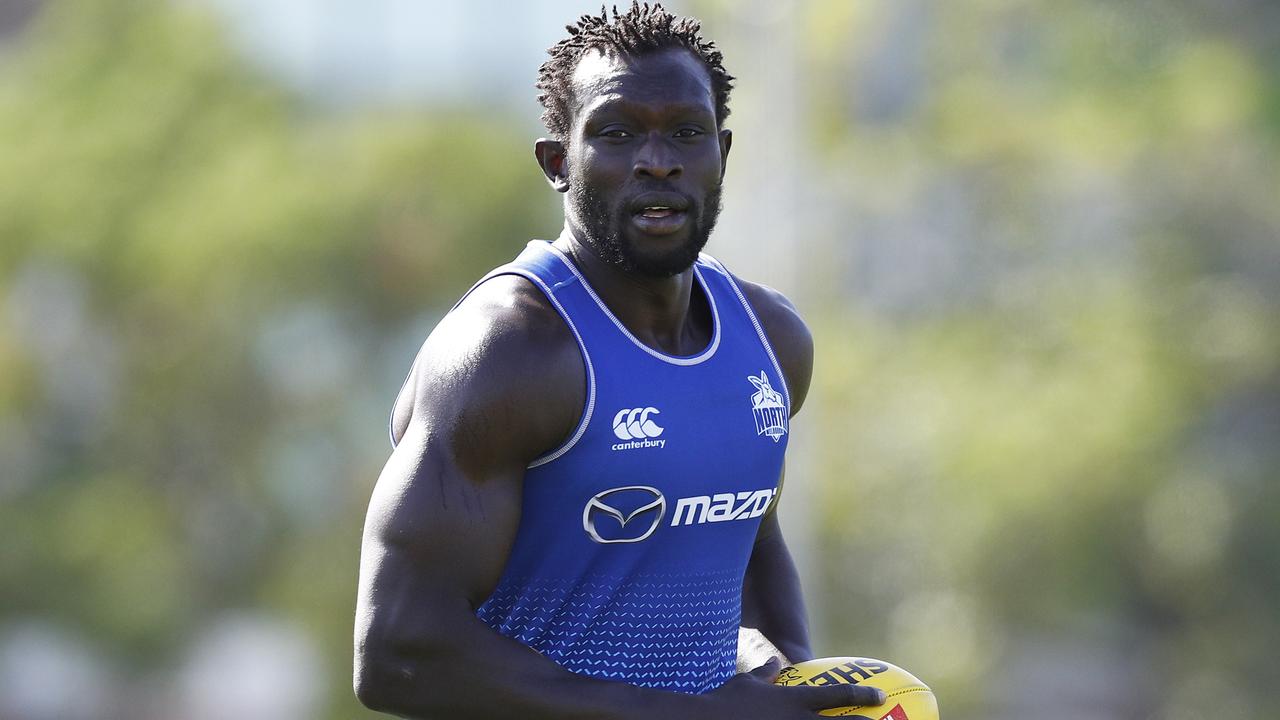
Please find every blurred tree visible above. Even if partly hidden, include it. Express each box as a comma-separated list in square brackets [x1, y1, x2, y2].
[0, 0, 553, 717]
[791, 1, 1280, 718]
[1, 0, 1277, 719]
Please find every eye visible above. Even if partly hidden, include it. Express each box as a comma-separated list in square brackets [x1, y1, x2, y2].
[674, 127, 704, 139]
[600, 128, 631, 139]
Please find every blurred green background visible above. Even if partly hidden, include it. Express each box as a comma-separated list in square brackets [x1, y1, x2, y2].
[1, 1, 1276, 718]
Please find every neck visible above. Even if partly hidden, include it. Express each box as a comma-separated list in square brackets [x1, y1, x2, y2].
[554, 222, 710, 357]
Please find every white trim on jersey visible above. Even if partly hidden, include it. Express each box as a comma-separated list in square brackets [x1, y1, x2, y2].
[515, 269, 597, 468]
[387, 264, 596, 470]
[542, 243, 722, 367]
[698, 255, 791, 415]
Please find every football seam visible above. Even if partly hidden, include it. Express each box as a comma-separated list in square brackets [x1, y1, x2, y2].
[837, 686, 931, 708]
[884, 687, 930, 699]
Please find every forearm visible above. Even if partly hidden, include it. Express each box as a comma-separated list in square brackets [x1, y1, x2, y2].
[741, 522, 813, 663]
[356, 611, 709, 720]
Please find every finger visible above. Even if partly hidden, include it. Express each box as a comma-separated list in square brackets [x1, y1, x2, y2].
[795, 683, 887, 711]
[747, 656, 782, 682]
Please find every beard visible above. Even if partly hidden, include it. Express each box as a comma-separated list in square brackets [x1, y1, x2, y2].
[567, 180, 723, 278]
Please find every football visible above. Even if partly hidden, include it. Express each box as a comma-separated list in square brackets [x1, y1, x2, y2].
[774, 656, 939, 719]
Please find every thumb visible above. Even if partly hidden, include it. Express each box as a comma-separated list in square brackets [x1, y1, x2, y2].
[747, 657, 783, 682]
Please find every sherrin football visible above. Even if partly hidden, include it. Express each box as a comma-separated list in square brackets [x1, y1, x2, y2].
[774, 657, 939, 719]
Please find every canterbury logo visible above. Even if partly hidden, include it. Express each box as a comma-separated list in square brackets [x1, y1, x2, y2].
[582, 486, 666, 544]
[612, 407, 664, 440]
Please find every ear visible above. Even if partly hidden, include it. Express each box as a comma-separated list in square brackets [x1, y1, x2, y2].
[534, 139, 570, 193]
[718, 128, 733, 181]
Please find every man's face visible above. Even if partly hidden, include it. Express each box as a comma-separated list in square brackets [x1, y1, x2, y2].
[560, 47, 730, 278]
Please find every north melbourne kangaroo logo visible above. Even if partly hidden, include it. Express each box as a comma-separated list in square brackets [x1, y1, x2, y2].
[749, 371, 787, 442]
[611, 407, 666, 451]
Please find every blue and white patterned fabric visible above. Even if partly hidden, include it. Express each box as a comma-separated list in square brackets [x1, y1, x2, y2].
[438, 238, 790, 694]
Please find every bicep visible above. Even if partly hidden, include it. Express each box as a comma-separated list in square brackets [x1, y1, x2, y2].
[355, 422, 527, 677]
[361, 419, 524, 612]
[358, 290, 581, 649]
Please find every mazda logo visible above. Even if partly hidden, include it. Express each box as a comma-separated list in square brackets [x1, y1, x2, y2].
[582, 486, 666, 544]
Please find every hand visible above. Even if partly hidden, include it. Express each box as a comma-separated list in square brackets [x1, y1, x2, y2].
[703, 658, 887, 719]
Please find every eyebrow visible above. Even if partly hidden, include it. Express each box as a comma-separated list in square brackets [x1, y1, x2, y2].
[584, 97, 715, 121]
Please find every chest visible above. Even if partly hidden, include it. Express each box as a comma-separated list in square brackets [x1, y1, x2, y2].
[522, 358, 789, 554]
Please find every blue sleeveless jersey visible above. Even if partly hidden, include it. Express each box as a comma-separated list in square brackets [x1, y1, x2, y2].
[406, 239, 791, 694]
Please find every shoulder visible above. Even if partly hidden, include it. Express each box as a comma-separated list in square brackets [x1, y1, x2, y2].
[390, 273, 585, 464]
[730, 276, 814, 416]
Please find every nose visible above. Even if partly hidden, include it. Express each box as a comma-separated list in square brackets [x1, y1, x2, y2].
[634, 132, 682, 180]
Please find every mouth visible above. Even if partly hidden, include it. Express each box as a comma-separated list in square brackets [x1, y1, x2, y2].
[637, 206, 680, 219]
[629, 193, 691, 236]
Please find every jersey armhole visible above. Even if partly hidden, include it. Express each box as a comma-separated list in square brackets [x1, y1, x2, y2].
[697, 255, 792, 415]
[510, 269, 596, 468]
[387, 268, 596, 468]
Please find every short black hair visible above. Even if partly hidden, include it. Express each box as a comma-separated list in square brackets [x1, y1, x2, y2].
[537, 2, 734, 139]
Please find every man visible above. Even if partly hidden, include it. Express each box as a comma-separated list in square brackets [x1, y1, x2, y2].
[354, 4, 885, 718]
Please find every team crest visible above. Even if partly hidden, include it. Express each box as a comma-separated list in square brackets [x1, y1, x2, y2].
[748, 371, 787, 442]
